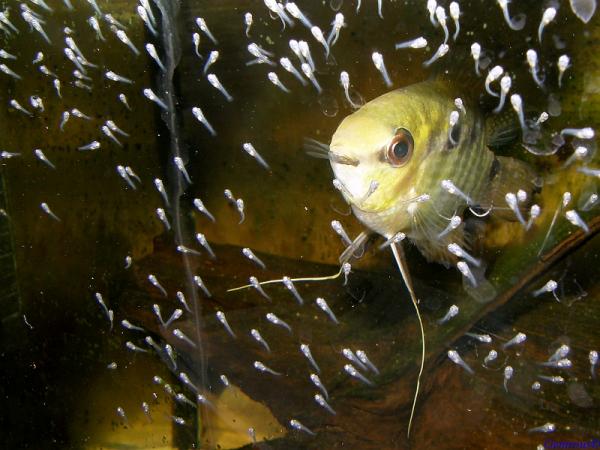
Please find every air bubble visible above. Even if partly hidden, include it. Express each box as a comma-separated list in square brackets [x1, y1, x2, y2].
[547, 93, 562, 117]
[318, 93, 339, 117]
[330, 0, 343, 11]
[347, 89, 365, 108]
[569, 0, 597, 23]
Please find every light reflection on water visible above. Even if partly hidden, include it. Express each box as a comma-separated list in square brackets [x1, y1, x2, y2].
[0, 0, 598, 449]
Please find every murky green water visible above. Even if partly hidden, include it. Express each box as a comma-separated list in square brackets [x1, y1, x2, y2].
[0, 0, 599, 449]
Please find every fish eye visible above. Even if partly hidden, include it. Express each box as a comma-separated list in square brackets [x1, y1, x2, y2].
[386, 128, 413, 167]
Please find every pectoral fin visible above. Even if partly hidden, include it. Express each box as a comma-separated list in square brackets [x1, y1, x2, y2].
[483, 156, 541, 220]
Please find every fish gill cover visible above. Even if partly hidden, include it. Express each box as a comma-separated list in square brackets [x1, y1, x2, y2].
[0, 0, 599, 449]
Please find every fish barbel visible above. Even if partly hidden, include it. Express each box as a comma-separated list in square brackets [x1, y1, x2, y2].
[330, 80, 529, 263]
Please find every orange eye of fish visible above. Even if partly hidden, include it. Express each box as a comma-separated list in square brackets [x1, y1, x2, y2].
[386, 129, 413, 167]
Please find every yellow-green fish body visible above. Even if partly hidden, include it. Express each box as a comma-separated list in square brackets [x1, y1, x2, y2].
[329, 80, 526, 263]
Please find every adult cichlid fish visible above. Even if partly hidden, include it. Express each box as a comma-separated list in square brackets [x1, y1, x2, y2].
[329, 79, 538, 437]
[329, 80, 536, 264]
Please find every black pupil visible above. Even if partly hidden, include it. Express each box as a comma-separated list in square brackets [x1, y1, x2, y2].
[393, 140, 409, 159]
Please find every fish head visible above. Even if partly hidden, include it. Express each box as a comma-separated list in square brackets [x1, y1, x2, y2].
[329, 85, 453, 236]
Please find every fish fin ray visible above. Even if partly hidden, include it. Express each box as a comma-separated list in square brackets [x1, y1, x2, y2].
[482, 156, 540, 221]
[410, 206, 465, 266]
[339, 231, 373, 264]
[485, 108, 521, 148]
[390, 242, 425, 439]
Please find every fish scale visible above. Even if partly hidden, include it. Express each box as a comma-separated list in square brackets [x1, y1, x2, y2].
[411, 130, 493, 260]
[410, 113, 493, 260]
